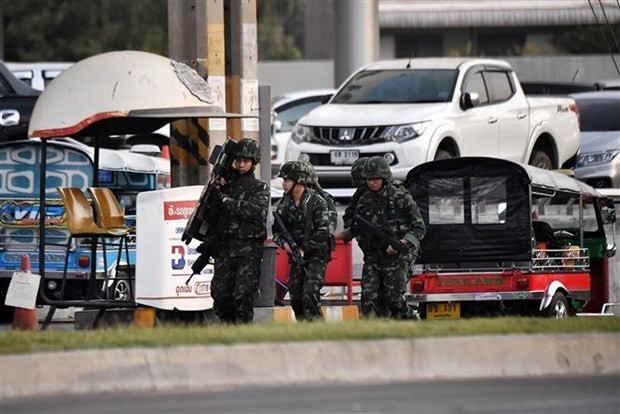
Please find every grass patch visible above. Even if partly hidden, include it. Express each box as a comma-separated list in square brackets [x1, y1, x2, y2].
[1, 317, 619, 355]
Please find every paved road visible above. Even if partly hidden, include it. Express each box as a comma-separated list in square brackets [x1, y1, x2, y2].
[3, 375, 619, 414]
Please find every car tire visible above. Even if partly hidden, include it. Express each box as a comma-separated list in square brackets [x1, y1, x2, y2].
[544, 291, 569, 319]
[528, 150, 553, 170]
[106, 271, 133, 301]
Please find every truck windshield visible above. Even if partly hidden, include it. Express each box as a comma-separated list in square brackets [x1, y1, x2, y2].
[331, 69, 458, 104]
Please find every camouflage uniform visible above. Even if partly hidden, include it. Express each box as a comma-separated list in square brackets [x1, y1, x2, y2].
[273, 161, 331, 321]
[210, 139, 269, 324]
[352, 156, 426, 319]
[342, 157, 370, 230]
[303, 161, 338, 233]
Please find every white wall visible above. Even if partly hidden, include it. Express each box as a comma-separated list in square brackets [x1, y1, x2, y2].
[258, 55, 620, 96]
[258, 60, 335, 97]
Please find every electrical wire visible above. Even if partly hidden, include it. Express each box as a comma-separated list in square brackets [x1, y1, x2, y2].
[598, 0, 620, 58]
[587, 0, 620, 76]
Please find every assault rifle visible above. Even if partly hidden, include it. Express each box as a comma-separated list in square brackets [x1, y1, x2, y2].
[185, 235, 217, 285]
[273, 210, 304, 266]
[181, 138, 239, 244]
[353, 214, 411, 254]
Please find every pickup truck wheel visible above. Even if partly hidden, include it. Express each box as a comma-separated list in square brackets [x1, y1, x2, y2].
[434, 149, 453, 160]
[544, 292, 569, 319]
[105, 270, 133, 301]
[528, 150, 553, 170]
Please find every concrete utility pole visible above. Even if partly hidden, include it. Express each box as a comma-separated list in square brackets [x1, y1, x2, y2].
[167, 0, 260, 186]
[224, 0, 259, 142]
[168, 0, 228, 187]
[334, 0, 379, 86]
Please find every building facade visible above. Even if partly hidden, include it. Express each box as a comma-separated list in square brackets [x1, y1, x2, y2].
[303, 0, 620, 60]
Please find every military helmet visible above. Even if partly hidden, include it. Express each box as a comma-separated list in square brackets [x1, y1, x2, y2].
[235, 138, 260, 163]
[350, 157, 370, 186]
[278, 161, 312, 184]
[362, 156, 392, 179]
[300, 160, 320, 186]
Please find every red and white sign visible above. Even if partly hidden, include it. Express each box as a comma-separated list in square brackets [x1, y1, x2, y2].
[136, 186, 213, 311]
[163, 200, 197, 221]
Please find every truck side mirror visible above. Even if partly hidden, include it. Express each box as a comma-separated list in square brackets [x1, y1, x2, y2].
[459, 92, 480, 110]
[600, 198, 616, 224]
[607, 242, 617, 258]
[273, 118, 282, 133]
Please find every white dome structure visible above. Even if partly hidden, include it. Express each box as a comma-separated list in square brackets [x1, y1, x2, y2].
[29, 50, 240, 138]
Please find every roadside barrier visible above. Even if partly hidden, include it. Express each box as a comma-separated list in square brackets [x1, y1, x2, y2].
[275, 241, 354, 304]
[253, 305, 359, 323]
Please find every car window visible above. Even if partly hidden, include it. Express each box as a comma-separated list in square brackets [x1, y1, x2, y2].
[275, 99, 325, 133]
[484, 71, 514, 103]
[574, 98, 620, 131]
[331, 69, 457, 104]
[462, 71, 489, 105]
[0, 75, 12, 95]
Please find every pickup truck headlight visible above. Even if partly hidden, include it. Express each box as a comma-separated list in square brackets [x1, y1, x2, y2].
[577, 150, 619, 167]
[383, 121, 431, 142]
[291, 124, 312, 143]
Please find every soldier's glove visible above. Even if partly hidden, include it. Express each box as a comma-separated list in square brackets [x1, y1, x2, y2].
[212, 180, 223, 193]
[212, 181, 228, 203]
[196, 242, 207, 254]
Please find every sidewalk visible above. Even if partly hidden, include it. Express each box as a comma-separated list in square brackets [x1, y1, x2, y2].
[2, 333, 619, 400]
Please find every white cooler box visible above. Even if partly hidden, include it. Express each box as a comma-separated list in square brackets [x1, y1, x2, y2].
[135, 186, 214, 310]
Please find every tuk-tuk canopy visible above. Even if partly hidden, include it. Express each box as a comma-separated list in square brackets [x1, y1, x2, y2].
[408, 157, 600, 199]
[82, 146, 169, 175]
[521, 163, 598, 197]
[28, 50, 241, 139]
[406, 157, 601, 264]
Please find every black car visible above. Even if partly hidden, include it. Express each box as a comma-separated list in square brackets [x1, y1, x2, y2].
[520, 80, 599, 95]
[0, 61, 40, 142]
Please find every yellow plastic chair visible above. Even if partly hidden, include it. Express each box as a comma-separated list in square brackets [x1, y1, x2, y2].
[87, 187, 129, 233]
[57, 187, 113, 237]
[87, 187, 133, 299]
[56, 187, 116, 300]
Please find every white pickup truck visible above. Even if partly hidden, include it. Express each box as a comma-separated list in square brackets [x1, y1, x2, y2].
[286, 58, 580, 187]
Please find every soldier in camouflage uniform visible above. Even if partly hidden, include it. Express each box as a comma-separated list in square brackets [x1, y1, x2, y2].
[303, 160, 338, 233]
[347, 156, 425, 319]
[272, 161, 331, 321]
[342, 157, 370, 230]
[209, 138, 269, 324]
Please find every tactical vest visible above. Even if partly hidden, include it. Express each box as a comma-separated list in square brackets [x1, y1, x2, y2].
[278, 189, 330, 259]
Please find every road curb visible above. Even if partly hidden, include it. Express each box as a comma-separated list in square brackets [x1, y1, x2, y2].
[2, 333, 619, 399]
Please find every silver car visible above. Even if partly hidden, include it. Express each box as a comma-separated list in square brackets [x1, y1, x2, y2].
[271, 89, 336, 175]
[571, 91, 620, 188]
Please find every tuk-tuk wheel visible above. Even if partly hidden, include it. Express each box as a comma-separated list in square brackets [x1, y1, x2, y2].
[545, 292, 569, 319]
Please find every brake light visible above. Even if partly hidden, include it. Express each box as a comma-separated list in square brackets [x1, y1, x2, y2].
[569, 102, 580, 129]
[77, 255, 90, 268]
[411, 278, 425, 292]
[515, 276, 528, 289]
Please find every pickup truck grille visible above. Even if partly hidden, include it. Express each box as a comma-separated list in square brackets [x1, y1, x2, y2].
[310, 126, 387, 145]
[306, 152, 399, 166]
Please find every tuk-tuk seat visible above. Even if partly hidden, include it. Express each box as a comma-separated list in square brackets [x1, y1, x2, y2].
[532, 220, 563, 249]
[87, 187, 130, 232]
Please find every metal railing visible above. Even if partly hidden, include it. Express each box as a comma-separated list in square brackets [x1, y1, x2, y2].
[531, 247, 589, 271]
[415, 247, 590, 274]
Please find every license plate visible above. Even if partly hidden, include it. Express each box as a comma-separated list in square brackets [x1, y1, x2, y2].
[426, 302, 460, 320]
[330, 150, 359, 165]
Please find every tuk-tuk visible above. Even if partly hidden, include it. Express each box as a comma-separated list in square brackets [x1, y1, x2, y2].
[405, 157, 616, 319]
[0, 139, 170, 320]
